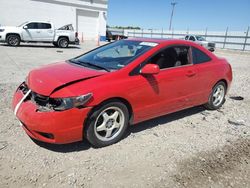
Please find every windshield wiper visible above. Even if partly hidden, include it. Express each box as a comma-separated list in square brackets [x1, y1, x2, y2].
[69, 59, 110, 72]
[69, 59, 81, 64]
[79, 61, 111, 72]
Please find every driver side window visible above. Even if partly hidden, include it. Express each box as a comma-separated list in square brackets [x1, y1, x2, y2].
[26, 22, 39, 29]
[148, 46, 192, 70]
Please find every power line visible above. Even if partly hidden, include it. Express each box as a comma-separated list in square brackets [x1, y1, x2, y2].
[169, 2, 177, 30]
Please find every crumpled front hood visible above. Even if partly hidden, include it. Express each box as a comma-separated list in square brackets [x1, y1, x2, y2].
[27, 61, 106, 96]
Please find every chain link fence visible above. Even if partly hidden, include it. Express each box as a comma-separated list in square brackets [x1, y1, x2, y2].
[108, 27, 250, 51]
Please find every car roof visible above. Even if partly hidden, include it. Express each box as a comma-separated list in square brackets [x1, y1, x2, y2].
[126, 38, 192, 45]
[26, 21, 52, 23]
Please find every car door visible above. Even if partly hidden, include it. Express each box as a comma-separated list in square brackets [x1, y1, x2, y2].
[191, 46, 215, 104]
[128, 45, 199, 122]
[39, 23, 54, 41]
[22, 22, 41, 41]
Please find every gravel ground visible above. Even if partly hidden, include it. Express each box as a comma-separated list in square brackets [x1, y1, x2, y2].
[0, 42, 249, 188]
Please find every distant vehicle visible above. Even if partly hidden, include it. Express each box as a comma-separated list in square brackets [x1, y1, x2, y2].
[12, 38, 232, 147]
[184, 35, 215, 52]
[106, 30, 127, 42]
[0, 21, 79, 48]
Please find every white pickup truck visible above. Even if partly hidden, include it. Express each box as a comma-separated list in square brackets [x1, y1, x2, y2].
[184, 35, 215, 52]
[0, 21, 79, 48]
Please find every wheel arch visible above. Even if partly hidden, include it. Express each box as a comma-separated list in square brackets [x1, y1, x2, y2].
[57, 36, 69, 41]
[85, 97, 134, 130]
[94, 97, 133, 123]
[6, 33, 21, 40]
[214, 79, 228, 91]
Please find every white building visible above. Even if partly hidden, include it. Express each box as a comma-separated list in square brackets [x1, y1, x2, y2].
[0, 0, 108, 41]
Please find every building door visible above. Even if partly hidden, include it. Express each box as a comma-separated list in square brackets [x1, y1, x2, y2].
[76, 9, 99, 41]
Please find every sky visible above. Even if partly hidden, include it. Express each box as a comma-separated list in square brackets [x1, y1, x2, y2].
[107, 0, 250, 31]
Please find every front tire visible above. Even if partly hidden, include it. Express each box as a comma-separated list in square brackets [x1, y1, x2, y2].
[57, 37, 69, 48]
[6, 34, 20, 46]
[204, 81, 226, 110]
[85, 101, 129, 148]
[52, 42, 58, 47]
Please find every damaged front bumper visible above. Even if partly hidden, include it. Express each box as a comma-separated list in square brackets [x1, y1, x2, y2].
[12, 83, 92, 144]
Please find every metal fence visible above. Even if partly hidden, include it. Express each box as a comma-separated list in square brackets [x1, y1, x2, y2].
[109, 27, 250, 51]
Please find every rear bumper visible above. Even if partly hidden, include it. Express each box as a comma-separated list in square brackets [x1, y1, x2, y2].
[70, 38, 80, 45]
[12, 88, 92, 144]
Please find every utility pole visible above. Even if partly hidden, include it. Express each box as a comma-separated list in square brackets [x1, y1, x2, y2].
[169, 2, 177, 30]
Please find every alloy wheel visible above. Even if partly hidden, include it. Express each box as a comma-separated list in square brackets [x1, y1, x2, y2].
[94, 107, 125, 142]
[8, 36, 19, 46]
[212, 84, 225, 106]
[59, 39, 68, 48]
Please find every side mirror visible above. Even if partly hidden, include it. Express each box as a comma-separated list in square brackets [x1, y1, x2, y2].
[140, 64, 160, 75]
[23, 25, 28, 29]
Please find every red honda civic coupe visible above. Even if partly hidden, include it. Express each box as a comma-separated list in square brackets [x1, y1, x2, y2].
[12, 39, 232, 147]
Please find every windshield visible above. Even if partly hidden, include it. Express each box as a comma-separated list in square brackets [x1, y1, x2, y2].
[70, 40, 158, 71]
[196, 36, 206, 41]
[18, 21, 28, 27]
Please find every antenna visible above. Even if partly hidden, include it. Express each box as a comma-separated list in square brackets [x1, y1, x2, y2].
[169, 2, 177, 30]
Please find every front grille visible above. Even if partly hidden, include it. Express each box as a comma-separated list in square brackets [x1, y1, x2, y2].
[18, 83, 49, 106]
[19, 82, 29, 95]
[31, 92, 49, 106]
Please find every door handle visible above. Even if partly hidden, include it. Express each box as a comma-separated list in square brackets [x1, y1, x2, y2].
[186, 70, 196, 77]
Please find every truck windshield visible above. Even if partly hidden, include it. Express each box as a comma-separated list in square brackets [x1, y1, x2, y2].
[18, 21, 28, 27]
[69, 40, 158, 71]
[196, 36, 206, 41]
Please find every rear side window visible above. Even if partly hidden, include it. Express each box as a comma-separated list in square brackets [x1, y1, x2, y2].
[39, 23, 51, 29]
[192, 47, 211, 64]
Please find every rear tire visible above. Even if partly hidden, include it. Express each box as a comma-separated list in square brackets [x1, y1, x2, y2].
[85, 101, 129, 148]
[6, 34, 20, 46]
[57, 37, 69, 48]
[204, 81, 226, 110]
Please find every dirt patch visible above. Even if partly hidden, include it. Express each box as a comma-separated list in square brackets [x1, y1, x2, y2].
[172, 138, 250, 188]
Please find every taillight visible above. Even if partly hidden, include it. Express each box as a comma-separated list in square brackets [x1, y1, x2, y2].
[75, 32, 78, 38]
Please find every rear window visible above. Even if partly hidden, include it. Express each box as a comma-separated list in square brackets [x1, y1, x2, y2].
[192, 47, 211, 64]
[58, 24, 73, 30]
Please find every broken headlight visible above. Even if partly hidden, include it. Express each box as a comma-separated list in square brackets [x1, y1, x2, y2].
[52, 93, 93, 111]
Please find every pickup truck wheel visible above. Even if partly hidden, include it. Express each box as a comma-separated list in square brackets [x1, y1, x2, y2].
[58, 37, 69, 48]
[7, 34, 20, 46]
